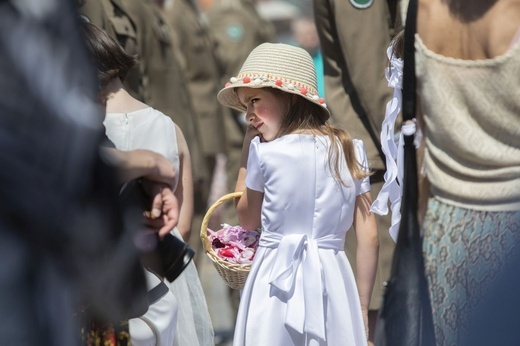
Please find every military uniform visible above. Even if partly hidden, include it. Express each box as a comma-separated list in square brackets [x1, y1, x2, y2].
[207, 0, 276, 79]
[161, 0, 231, 271]
[313, 0, 400, 314]
[205, 1, 277, 317]
[121, 0, 208, 191]
[206, 0, 277, 225]
[164, 0, 227, 164]
[79, 0, 144, 100]
[81, 0, 210, 255]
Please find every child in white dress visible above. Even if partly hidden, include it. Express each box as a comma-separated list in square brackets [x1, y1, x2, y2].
[81, 21, 214, 346]
[217, 43, 379, 346]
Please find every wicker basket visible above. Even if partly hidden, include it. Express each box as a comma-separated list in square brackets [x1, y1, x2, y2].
[200, 191, 255, 290]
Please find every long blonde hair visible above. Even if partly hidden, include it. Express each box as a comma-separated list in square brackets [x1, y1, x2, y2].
[270, 88, 371, 183]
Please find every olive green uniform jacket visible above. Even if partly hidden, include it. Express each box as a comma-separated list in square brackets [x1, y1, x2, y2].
[206, 0, 276, 192]
[80, 0, 209, 211]
[79, 0, 144, 100]
[207, 0, 276, 79]
[314, 0, 400, 310]
[121, 0, 208, 186]
[164, 0, 228, 159]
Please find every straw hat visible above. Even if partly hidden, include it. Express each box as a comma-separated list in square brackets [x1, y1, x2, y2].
[217, 43, 330, 119]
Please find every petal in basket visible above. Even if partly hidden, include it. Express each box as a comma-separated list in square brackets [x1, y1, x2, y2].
[200, 191, 259, 290]
[207, 224, 261, 265]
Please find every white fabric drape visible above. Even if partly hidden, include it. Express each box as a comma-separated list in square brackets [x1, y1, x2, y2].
[370, 46, 420, 241]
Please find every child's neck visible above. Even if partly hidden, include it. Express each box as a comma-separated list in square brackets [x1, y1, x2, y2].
[103, 78, 148, 114]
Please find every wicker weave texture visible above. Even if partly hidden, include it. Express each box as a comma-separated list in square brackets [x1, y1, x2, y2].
[200, 191, 252, 290]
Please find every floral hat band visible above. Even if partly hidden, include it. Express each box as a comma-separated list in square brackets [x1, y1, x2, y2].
[217, 43, 330, 119]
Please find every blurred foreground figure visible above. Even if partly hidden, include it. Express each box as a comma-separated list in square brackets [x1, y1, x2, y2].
[0, 1, 148, 345]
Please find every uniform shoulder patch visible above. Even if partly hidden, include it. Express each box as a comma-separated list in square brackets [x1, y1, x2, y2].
[349, 0, 374, 9]
[226, 23, 245, 42]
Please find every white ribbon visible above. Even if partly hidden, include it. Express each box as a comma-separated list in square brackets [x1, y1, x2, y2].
[370, 45, 420, 242]
[260, 231, 344, 341]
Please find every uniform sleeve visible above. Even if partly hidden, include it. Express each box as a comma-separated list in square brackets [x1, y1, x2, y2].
[354, 139, 371, 195]
[245, 137, 264, 192]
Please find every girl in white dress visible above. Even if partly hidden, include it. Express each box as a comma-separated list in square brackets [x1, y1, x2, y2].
[217, 43, 379, 346]
[81, 21, 214, 346]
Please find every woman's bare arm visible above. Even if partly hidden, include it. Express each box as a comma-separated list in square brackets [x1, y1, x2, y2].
[173, 125, 194, 242]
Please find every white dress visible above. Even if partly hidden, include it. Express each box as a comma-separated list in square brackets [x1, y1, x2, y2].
[234, 134, 370, 346]
[104, 107, 214, 346]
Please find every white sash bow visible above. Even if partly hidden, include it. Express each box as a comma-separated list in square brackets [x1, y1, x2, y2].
[260, 231, 344, 341]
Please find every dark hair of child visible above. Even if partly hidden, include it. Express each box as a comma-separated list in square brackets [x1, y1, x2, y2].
[79, 21, 138, 90]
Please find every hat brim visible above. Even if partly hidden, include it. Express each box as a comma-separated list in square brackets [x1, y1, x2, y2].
[217, 80, 330, 120]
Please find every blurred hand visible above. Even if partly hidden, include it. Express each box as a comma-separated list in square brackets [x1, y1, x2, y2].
[137, 149, 176, 187]
[141, 181, 179, 239]
[103, 147, 176, 187]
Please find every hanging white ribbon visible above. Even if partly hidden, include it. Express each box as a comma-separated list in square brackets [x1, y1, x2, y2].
[370, 45, 420, 242]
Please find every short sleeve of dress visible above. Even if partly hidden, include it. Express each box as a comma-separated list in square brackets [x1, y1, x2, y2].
[245, 137, 264, 192]
[353, 139, 371, 195]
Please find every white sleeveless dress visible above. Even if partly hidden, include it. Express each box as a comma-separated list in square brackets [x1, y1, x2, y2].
[104, 107, 214, 346]
[233, 134, 370, 346]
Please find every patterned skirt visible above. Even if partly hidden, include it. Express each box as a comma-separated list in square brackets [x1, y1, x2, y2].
[422, 197, 520, 346]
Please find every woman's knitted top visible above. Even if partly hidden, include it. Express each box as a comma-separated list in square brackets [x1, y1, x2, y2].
[415, 34, 520, 211]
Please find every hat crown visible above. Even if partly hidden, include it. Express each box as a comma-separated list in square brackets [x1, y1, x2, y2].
[237, 43, 318, 94]
[217, 42, 330, 120]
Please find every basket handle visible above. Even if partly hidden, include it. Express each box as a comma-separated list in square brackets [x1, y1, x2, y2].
[200, 191, 243, 253]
